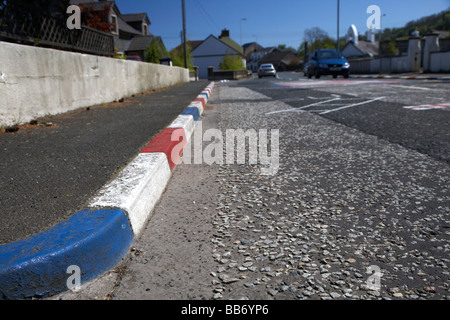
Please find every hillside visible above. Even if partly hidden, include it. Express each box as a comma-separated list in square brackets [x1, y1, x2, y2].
[382, 9, 450, 40]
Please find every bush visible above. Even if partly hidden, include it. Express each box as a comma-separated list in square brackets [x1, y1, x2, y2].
[219, 54, 246, 71]
[145, 38, 168, 64]
[168, 43, 194, 70]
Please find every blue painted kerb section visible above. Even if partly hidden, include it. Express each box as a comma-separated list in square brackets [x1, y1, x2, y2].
[0, 209, 134, 300]
[181, 107, 201, 122]
[200, 91, 210, 99]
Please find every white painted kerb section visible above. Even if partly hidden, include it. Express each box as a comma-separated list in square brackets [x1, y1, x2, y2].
[168, 115, 195, 142]
[189, 101, 205, 115]
[89, 153, 172, 236]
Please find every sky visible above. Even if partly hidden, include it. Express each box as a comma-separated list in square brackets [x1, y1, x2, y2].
[114, 0, 450, 51]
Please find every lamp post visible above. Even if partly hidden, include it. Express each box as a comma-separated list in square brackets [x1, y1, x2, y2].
[380, 13, 386, 42]
[240, 18, 247, 45]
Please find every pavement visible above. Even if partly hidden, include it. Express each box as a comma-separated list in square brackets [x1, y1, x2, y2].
[0, 80, 215, 300]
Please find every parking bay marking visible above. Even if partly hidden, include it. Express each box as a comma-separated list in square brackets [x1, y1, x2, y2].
[319, 97, 385, 115]
[266, 97, 342, 115]
[267, 96, 385, 116]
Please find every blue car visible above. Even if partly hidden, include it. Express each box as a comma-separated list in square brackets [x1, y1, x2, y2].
[306, 49, 350, 79]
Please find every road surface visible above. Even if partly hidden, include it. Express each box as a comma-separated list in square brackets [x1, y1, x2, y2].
[53, 73, 449, 302]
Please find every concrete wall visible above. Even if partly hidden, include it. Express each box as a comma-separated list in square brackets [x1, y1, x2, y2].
[430, 51, 450, 72]
[349, 37, 421, 74]
[0, 42, 189, 127]
[207, 67, 250, 81]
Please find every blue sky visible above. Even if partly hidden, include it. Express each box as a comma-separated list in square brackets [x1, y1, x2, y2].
[115, 0, 450, 51]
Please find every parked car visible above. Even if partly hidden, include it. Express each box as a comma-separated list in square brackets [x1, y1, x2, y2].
[126, 55, 142, 62]
[258, 64, 277, 78]
[305, 49, 350, 79]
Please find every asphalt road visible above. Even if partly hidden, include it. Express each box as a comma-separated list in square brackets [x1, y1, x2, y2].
[56, 73, 449, 302]
[0, 80, 208, 245]
[240, 72, 450, 164]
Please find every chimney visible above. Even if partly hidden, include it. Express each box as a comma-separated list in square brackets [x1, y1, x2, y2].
[367, 28, 376, 43]
[220, 29, 230, 39]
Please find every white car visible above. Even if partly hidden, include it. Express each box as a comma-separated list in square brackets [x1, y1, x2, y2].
[258, 64, 277, 78]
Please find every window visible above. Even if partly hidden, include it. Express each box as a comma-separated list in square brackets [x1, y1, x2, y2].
[111, 15, 118, 33]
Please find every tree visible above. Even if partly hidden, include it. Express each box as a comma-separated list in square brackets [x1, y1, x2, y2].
[219, 54, 246, 71]
[145, 38, 168, 64]
[169, 43, 193, 70]
[79, 2, 114, 33]
[304, 27, 329, 44]
[278, 44, 297, 53]
[302, 27, 338, 54]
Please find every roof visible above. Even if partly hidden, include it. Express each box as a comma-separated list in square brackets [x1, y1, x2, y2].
[218, 36, 243, 55]
[342, 40, 379, 57]
[242, 42, 264, 57]
[126, 36, 156, 52]
[171, 40, 204, 53]
[121, 13, 151, 26]
[117, 14, 143, 35]
[70, 0, 121, 14]
[259, 50, 302, 66]
[190, 34, 244, 57]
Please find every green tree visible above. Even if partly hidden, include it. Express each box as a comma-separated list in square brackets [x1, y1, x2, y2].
[145, 38, 168, 64]
[219, 54, 246, 71]
[169, 43, 193, 70]
[301, 27, 344, 57]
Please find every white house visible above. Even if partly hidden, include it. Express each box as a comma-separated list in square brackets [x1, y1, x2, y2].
[191, 29, 245, 79]
[341, 25, 379, 58]
[246, 46, 277, 72]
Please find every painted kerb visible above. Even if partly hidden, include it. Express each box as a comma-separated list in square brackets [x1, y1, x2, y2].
[0, 83, 214, 300]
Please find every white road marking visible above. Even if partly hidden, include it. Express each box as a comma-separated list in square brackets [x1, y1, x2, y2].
[266, 97, 341, 115]
[391, 84, 434, 91]
[319, 97, 385, 115]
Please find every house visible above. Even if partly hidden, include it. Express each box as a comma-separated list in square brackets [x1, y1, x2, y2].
[243, 42, 264, 59]
[190, 29, 245, 78]
[341, 25, 380, 58]
[258, 49, 303, 71]
[246, 46, 276, 72]
[342, 40, 380, 58]
[70, 0, 165, 61]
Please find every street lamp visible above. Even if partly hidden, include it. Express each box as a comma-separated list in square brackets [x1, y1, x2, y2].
[380, 13, 387, 42]
[240, 18, 247, 45]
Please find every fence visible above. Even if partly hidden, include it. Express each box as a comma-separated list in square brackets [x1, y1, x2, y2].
[207, 67, 251, 81]
[0, 4, 114, 56]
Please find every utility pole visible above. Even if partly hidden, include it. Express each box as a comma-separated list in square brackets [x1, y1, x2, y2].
[337, 0, 340, 50]
[240, 18, 247, 46]
[182, 0, 188, 69]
